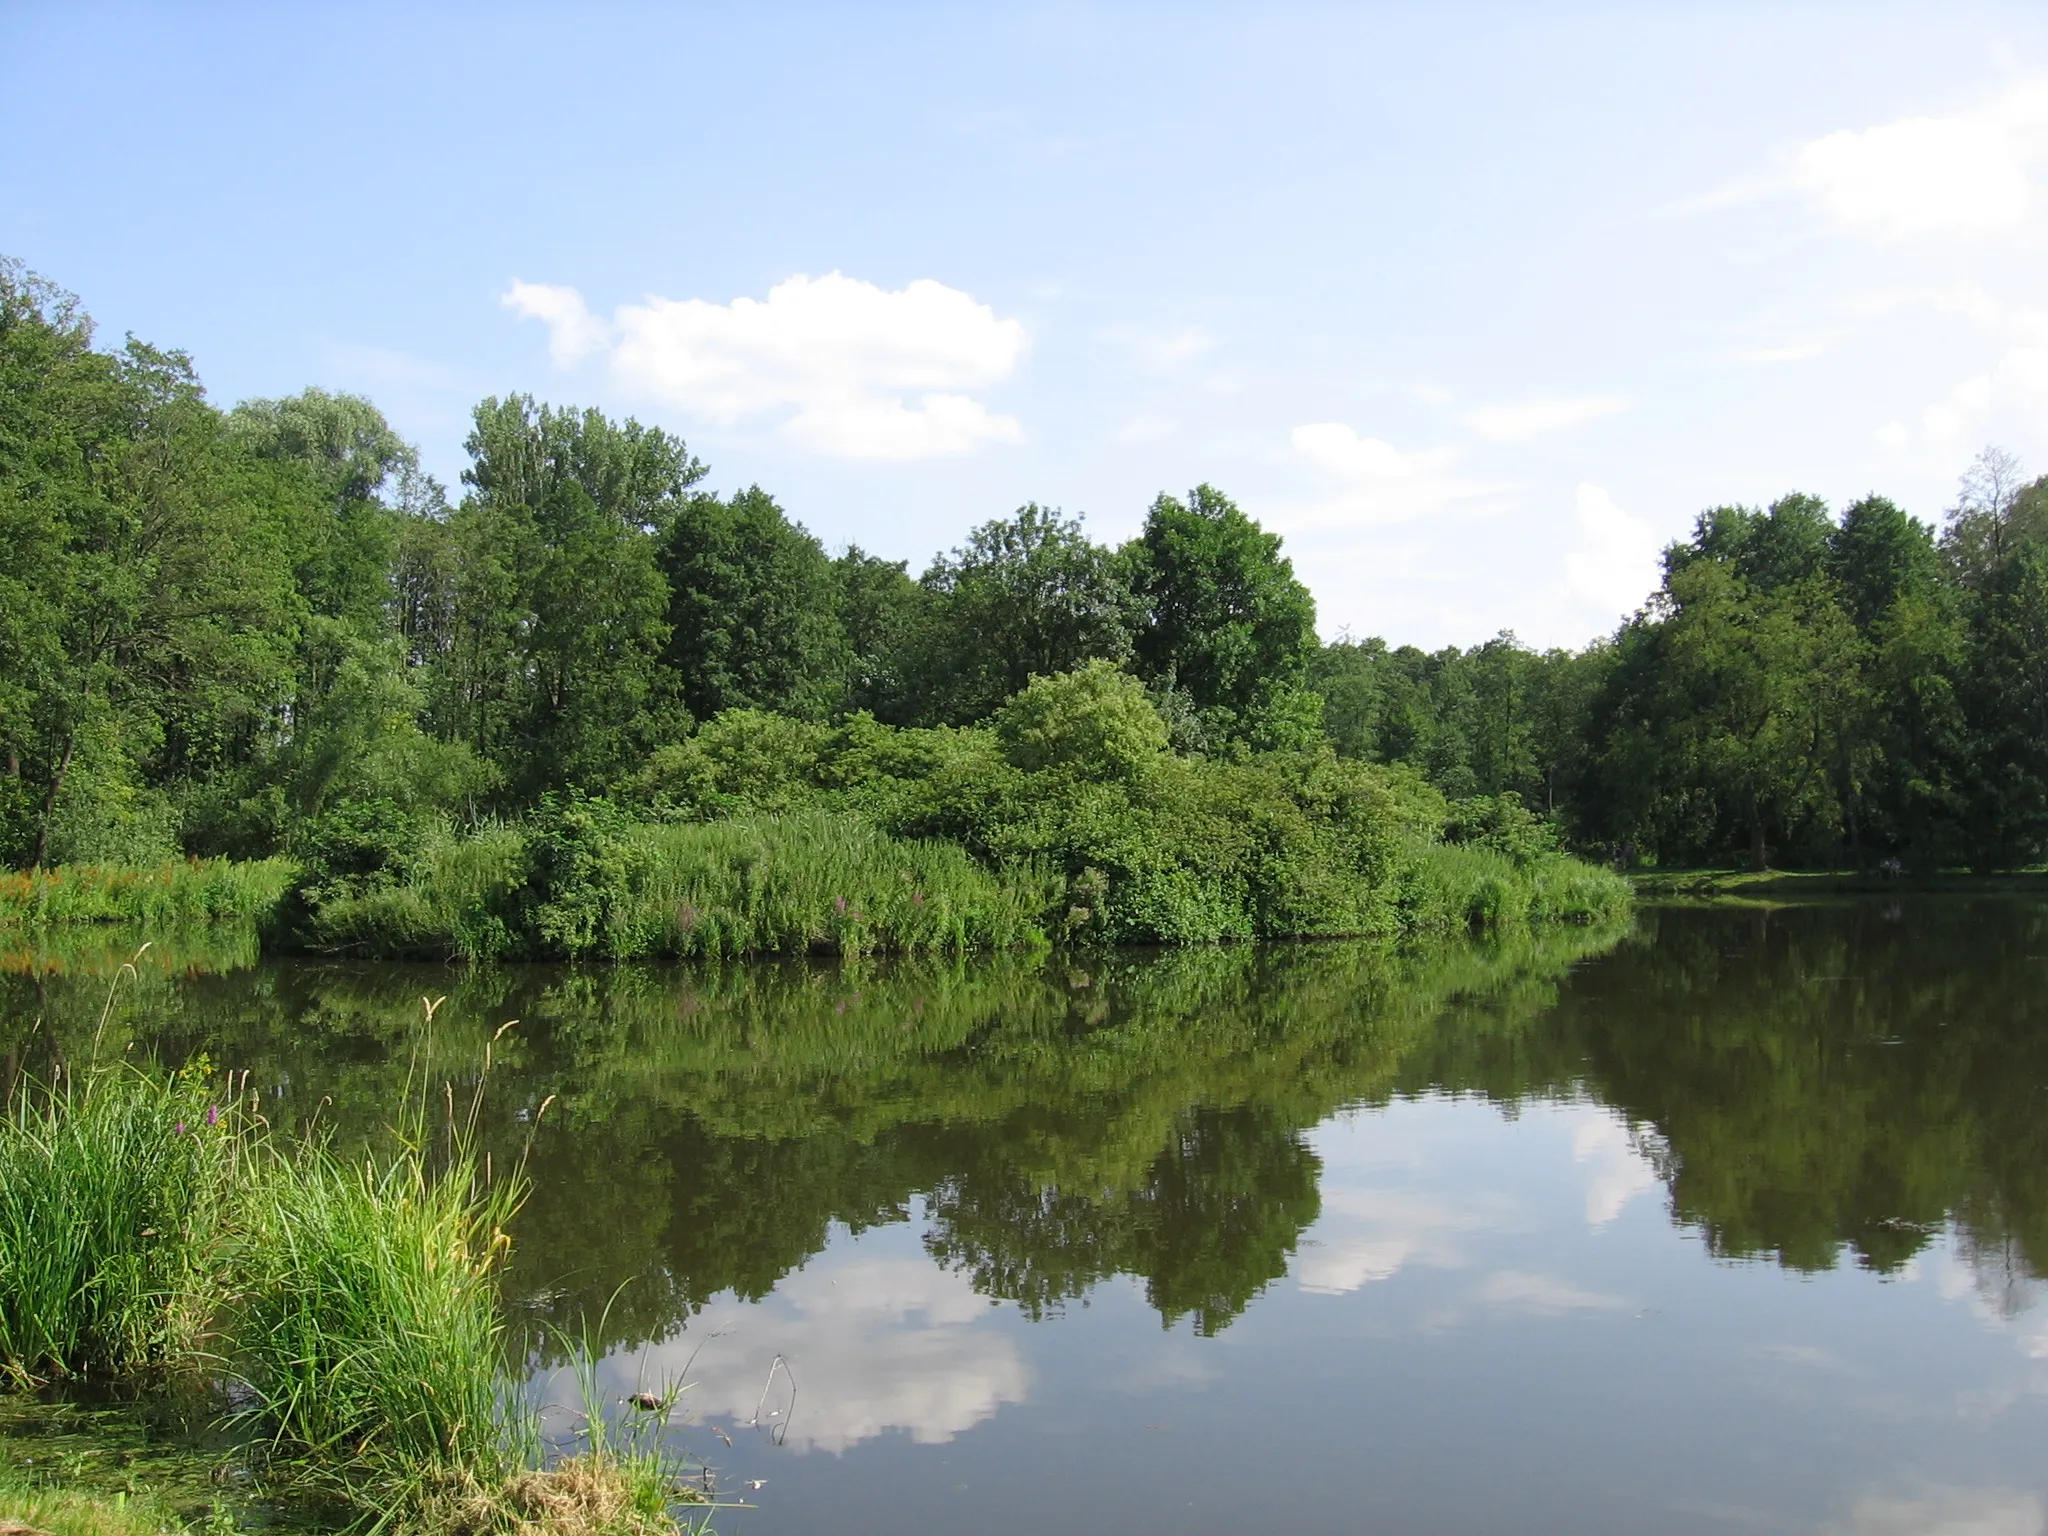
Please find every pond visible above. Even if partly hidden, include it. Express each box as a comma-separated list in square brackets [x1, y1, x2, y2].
[6, 900, 2048, 1535]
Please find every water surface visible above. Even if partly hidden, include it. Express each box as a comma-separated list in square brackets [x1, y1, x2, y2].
[8, 901, 2048, 1535]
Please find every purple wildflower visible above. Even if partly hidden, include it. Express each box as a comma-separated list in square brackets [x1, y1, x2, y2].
[206, 1104, 220, 1128]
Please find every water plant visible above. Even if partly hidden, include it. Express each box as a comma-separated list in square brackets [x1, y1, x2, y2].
[228, 1118, 529, 1517]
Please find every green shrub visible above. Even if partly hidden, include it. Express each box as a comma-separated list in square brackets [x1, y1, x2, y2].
[994, 661, 1170, 779]
[1442, 792, 1562, 864]
[289, 797, 428, 902]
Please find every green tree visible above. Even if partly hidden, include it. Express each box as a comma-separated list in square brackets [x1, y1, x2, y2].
[660, 485, 848, 721]
[830, 546, 924, 719]
[1588, 514, 1862, 869]
[905, 504, 1140, 725]
[0, 262, 298, 864]
[1128, 484, 1319, 747]
[433, 396, 701, 796]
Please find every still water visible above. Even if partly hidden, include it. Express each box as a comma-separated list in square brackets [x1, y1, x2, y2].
[7, 901, 2048, 1535]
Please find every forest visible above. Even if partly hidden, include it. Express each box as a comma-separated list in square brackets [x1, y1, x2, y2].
[3, 255, 2045, 950]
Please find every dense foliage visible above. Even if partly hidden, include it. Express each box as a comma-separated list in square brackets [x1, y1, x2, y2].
[0, 259, 1635, 949]
[1317, 460, 2048, 870]
[9, 255, 2027, 893]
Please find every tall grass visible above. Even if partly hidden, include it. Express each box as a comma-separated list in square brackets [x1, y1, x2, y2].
[1395, 841, 1633, 932]
[304, 812, 1058, 961]
[0, 1062, 229, 1385]
[605, 814, 1057, 960]
[0, 983, 704, 1535]
[0, 857, 296, 928]
[230, 1118, 529, 1514]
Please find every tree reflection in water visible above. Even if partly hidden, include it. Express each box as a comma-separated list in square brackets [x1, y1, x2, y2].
[7, 898, 2047, 1360]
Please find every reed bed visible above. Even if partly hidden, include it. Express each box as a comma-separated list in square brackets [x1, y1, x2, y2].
[0, 858, 296, 928]
[607, 815, 1057, 960]
[1395, 841, 1634, 932]
[0, 1062, 229, 1385]
[303, 812, 1058, 961]
[230, 1122, 529, 1512]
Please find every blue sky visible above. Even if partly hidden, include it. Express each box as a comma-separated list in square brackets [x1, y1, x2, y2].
[6, 3, 2048, 648]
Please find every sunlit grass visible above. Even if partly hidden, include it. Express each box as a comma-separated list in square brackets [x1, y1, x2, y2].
[1396, 841, 1633, 932]
[0, 1062, 230, 1386]
[0, 858, 296, 928]
[0, 981, 708, 1536]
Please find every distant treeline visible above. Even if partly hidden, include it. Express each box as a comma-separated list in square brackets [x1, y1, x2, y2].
[3, 256, 2044, 880]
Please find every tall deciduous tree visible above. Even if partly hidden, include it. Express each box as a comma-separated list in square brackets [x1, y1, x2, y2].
[660, 485, 848, 721]
[435, 396, 702, 796]
[1127, 484, 1319, 747]
[904, 504, 1140, 725]
[0, 261, 299, 864]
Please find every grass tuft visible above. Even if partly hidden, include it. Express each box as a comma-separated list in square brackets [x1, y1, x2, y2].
[0, 1062, 230, 1386]
[228, 1128, 528, 1516]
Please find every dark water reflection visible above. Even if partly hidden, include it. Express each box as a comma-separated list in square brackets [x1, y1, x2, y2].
[8, 901, 2048, 1533]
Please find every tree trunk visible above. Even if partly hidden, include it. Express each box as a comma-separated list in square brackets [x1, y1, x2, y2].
[28, 733, 76, 870]
[1748, 801, 1768, 873]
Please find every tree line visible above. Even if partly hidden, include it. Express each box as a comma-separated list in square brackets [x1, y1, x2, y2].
[4, 256, 2045, 873]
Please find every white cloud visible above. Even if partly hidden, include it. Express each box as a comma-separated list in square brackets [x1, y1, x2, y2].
[1565, 484, 1662, 620]
[504, 281, 614, 368]
[1294, 1189, 1480, 1295]
[1112, 412, 1179, 443]
[1284, 422, 1515, 540]
[1463, 394, 1629, 443]
[1828, 1485, 2047, 1536]
[582, 1250, 1029, 1455]
[1790, 79, 2048, 241]
[1570, 1112, 1663, 1229]
[504, 271, 1029, 460]
[1469, 1269, 1634, 1317]
[1736, 339, 1831, 366]
[1293, 422, 1457, 481]
[1858, 287, 2048, 456]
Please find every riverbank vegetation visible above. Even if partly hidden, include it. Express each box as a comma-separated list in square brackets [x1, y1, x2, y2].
[0, 257, 1628, 950]
[0, 1037, 706, 1535]
[14, 251, 2042, 905]
[0, 859, 295, 929]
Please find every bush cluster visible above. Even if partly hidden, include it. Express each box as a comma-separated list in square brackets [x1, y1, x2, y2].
[286, 664, 1628, 960]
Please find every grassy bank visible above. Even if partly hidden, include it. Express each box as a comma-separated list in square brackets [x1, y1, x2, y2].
[0, 859, 296, 929]
[302, 810, 1058, 962]
[0, 1051, 706, 1535]
[294, 803, 1629, 962]
[1397, 842, 1632, 931]
[0, 1467, 193, 1536]
[1628, 866, 2048, 899]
